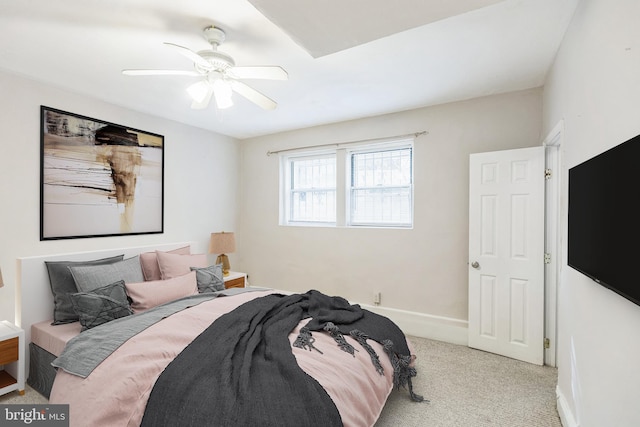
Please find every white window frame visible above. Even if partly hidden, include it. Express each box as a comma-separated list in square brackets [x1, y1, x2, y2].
[280, 151, 337, 226]
[346, 140, 413, 228]
[279, 139, 414, 228]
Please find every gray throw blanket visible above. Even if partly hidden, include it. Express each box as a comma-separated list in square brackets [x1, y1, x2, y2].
[141, 290, 423, 427]
[52, 288, 256, 378]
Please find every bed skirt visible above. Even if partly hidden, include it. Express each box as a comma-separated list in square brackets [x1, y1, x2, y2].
[27, 343, 57, 399]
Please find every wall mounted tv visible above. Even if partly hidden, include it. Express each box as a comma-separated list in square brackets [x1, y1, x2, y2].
[568, 133, 640, 307]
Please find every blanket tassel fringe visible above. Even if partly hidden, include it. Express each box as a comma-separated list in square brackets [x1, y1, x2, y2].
[324, 322, 356, 356]
[293, 325, 427, 403]
[383, 339, 427, 403]
[350, 330, 384, 375]
[292, 327, 323, 354]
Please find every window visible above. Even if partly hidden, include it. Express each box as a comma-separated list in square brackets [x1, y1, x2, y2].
[283, 153, 336, 224]
[280, 139, 413, 228]
[348, 146, 413, 226]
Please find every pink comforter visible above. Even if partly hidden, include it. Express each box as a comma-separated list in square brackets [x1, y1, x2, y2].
[50, 290, 398, 426]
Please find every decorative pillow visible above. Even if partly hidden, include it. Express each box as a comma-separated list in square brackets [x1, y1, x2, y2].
[190, 264, 225, 293]
[156, 251, 207, 280]
[69, 255, 145, 293]
[140, 245, 191, 281]
[45, 254, 125, 325]
[125, 271, 199, 313]
[70, 280, 133, 331]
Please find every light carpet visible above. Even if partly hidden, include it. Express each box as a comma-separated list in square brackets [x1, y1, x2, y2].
[376, 336, 561, 426]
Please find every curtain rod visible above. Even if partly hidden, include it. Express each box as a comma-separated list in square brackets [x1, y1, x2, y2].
[266, 131, 428, 156]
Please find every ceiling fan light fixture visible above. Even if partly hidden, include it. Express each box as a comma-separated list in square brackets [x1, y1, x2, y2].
[213, 79, 234, 109]
[186, 80, 210, 103]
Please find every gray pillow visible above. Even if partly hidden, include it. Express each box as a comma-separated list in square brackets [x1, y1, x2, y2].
[46, 254, 125, 325]
[69, 255, 144, 293]
[70, 280, 133, 331]
[190, 264, 225, 293]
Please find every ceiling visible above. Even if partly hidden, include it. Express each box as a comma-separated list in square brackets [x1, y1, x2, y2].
[0, 0, 578, 139]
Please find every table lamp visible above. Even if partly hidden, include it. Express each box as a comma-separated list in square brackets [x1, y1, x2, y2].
[209, 232, 236, 276]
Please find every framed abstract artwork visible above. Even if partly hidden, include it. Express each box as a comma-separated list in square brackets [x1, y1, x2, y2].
[40, 106, 164, 240]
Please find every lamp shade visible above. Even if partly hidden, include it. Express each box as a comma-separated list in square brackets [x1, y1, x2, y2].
[0, 267, 4, 288]
[209, 232, 236, 254]
[187, 80, 210, 103]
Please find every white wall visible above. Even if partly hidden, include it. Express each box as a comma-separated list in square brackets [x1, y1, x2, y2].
[238, 88, 542, 338]
[0, 70, 240, 323]
[542, 0, 640, 426]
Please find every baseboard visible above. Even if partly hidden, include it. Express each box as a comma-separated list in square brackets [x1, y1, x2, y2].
[360, 303, 469, 346]
[556, 385, 579, 427]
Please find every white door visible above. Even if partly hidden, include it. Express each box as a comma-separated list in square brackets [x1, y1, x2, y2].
[468, 146, 545, 365]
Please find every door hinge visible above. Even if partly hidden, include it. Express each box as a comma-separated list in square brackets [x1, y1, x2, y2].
[545, 168, 552, 180]
[544, 338, 551, 349]
[544, 253, 551, 264]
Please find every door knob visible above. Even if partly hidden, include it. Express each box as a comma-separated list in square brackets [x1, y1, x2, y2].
[471, 261, 480, 269]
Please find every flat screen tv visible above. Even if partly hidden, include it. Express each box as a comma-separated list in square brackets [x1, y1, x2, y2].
[568, 133, 640, 306]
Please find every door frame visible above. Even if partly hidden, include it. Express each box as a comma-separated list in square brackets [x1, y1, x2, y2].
[542, 119, 564, 367]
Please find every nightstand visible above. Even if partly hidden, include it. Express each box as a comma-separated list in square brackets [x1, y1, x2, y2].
[224, 271, 247, 289]
[0, 321, 25, 396]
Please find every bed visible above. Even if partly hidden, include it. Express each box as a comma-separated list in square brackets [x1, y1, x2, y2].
[17, 242, 423, 426]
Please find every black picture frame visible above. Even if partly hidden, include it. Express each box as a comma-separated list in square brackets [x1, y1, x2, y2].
[40, 106, 164, 240]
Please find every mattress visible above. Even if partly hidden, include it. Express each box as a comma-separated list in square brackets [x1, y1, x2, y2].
[31, 320, 81, 357]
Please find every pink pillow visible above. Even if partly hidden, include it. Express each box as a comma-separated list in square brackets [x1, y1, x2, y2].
[140, 246, 191, 281]
[125, 271, 198, 313]
[156, 251, 208, 280]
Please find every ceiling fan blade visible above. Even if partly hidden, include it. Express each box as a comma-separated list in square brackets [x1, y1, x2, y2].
[122, 69, 201, 76]
[164, 42, 213, 70]
[228, 66, 288, 81]
[229, 80, 277, 110]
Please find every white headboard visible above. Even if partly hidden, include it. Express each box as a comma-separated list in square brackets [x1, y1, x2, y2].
[16, 242, 196, 348]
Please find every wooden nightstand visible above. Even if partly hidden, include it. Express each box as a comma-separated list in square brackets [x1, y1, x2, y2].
[0, 321, 25, 396]
[224, 271, 247, 289]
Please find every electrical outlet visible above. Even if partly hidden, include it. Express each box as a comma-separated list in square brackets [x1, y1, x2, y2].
[373, 291, 381, 305]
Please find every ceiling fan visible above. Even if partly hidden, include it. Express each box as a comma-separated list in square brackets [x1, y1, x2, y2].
[122, 25, 288, 110]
